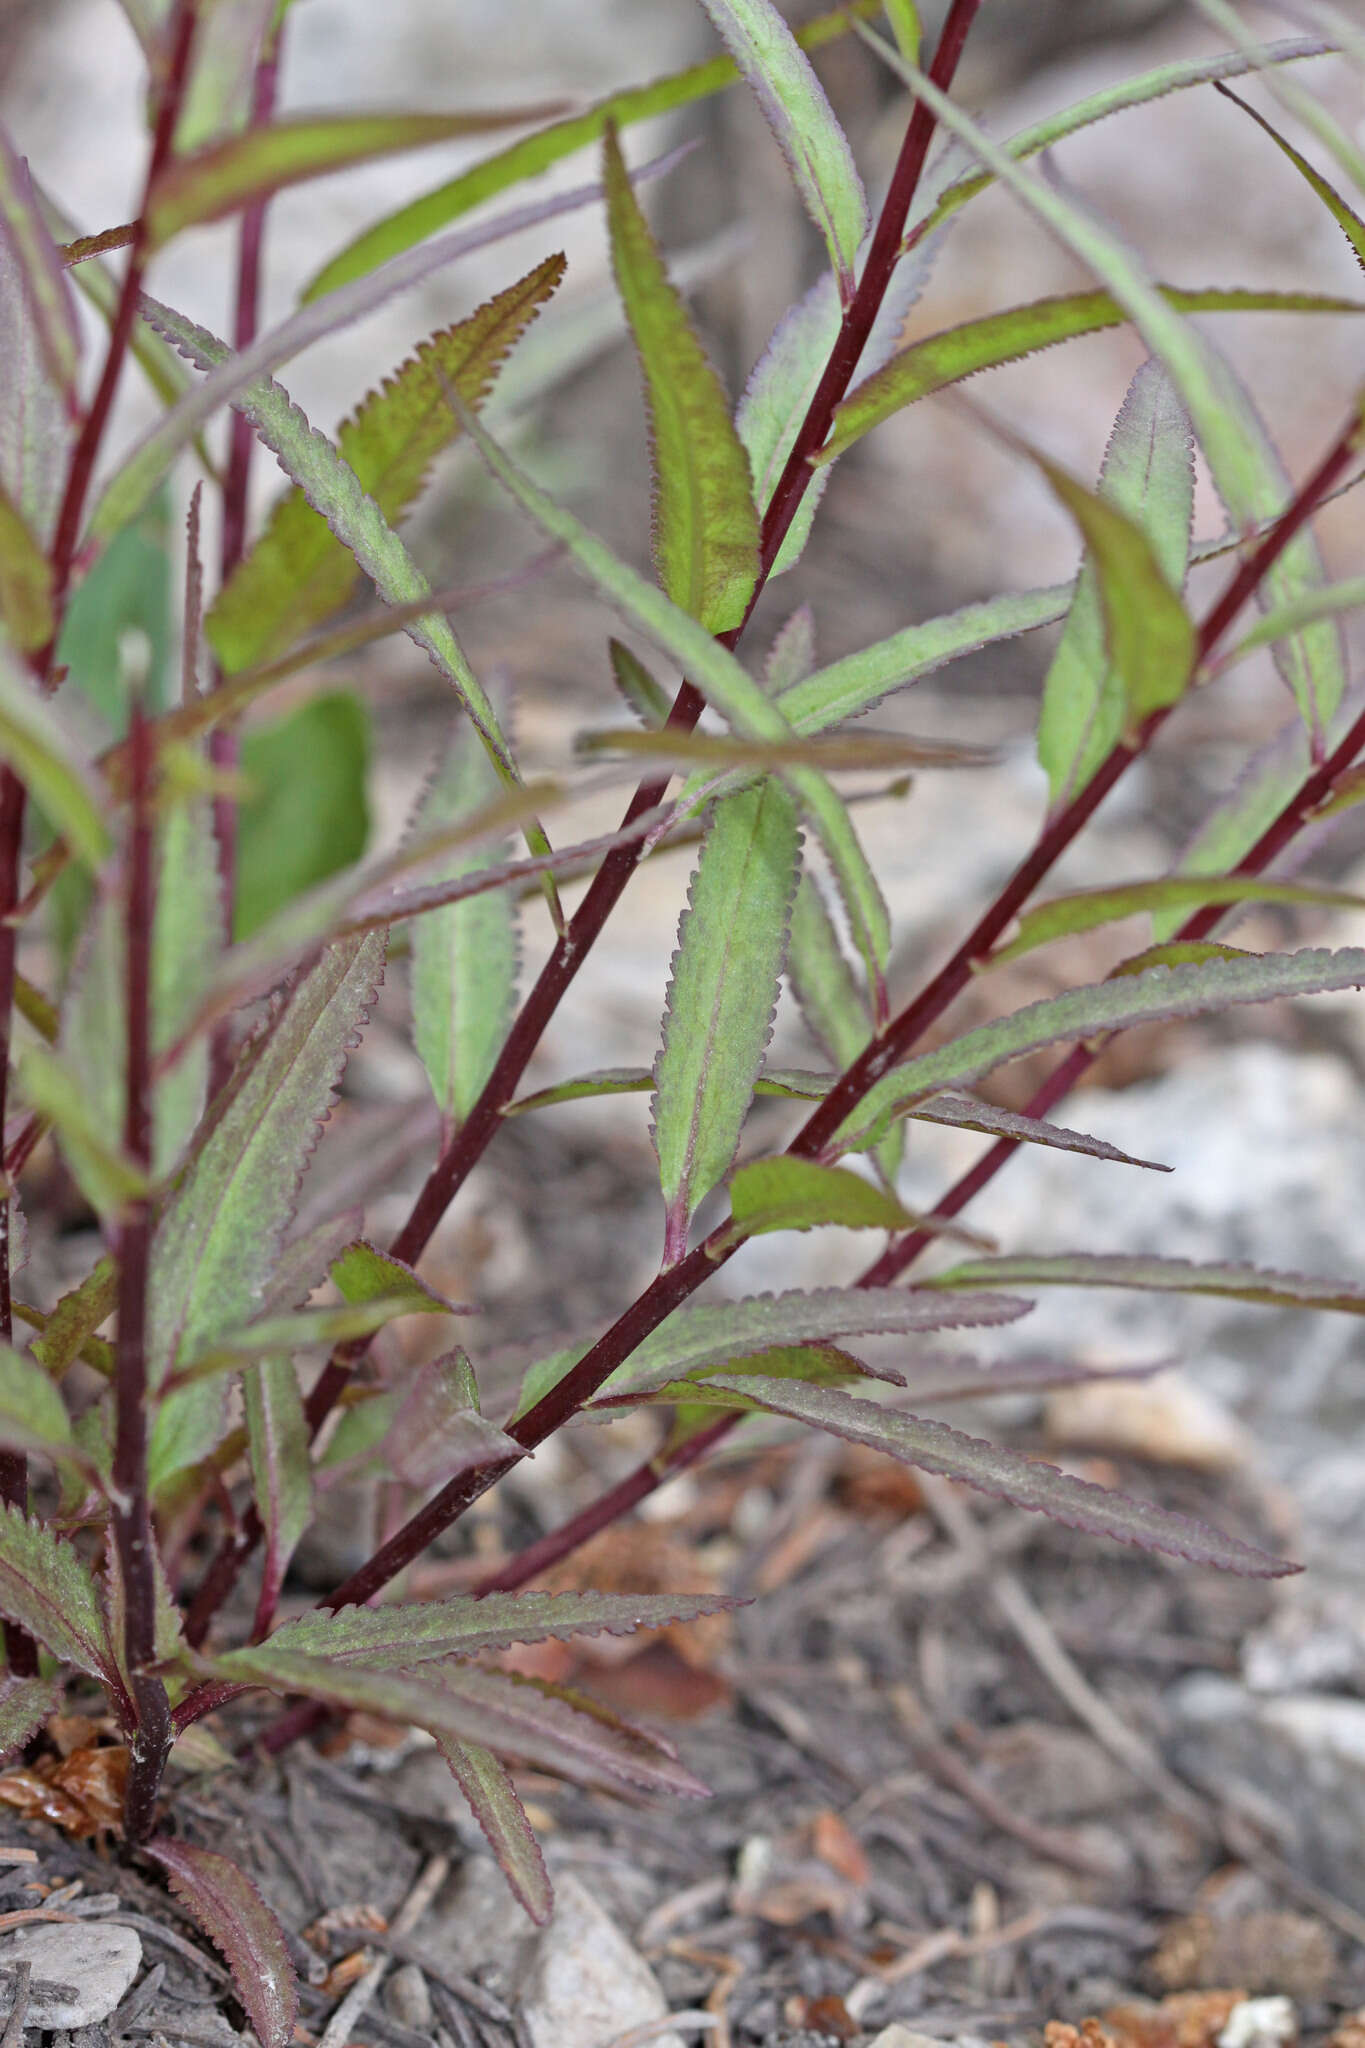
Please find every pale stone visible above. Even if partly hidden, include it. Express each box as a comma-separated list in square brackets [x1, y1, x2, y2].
[519, 1874, 681, 2048]
[1045, 1370, 1253, 1473]
[0, 1920, 141, 2030]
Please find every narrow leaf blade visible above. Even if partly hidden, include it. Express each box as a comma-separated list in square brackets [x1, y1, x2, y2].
[436, 1735, 553, 1924]
[145, 1839, 298, 2048]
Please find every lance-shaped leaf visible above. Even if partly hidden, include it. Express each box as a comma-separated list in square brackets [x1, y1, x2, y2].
[695, 0, 867, 298]
[920, 1251, 1365, 1315]
[0, 1502, 113, 1676]
[0, 486, 53, 652]
[383, 1350, 519, 1491]
[877, 41, 1345, 751]
[0, 1345, 73, 1462]
[1037, 360, 1194, 808]
[410, 724, 521, 1132]
[207, 257, 564, 675]
[818, 285, 1361, 463]
[993, 874, 1365, 965]
[1223, 577, 1365, 666]
[147, 930, 386, 1491]
[0, 643, 110, 869]
[30, 1256, 117, 1379]
[0, 1674, 61, 1764]
[145, 1840, 297, 2048]
[0, 179, 70, 543]
[835, 945, 1365, 1153]
[173, 0, 278, 153]
[170, 1295, 450, 1386]
[302, 2, 875, 299]
[148, 105, 565, 247]
[436, 1735, 552, 1925]
[907, 1094, 1170, 1172]
[776, 584, 1069, 735]
[1196, 0, 1365, 196]
[703, 1374, 1296, 1575]
[18, 1044, 148, 1218]
[1214, 83, 1365, 275]
[911, 36, 1329, 246]
[516, 1283, 1031, 1415]
[653, 780, 800, 1260]
[263, 1588, 740, 1665]
[727, 1157, 922, 1237]
[207, 1647, 711, 1798]
[330, 1239, 454, 1313]
[246, 1356, 310, 1642]
[142, 301, 554, 891]
[605, 125, 759, 632]
[0, 131, 78, 412]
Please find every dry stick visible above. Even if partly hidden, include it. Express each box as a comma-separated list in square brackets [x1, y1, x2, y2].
[114, 699, 174, 1844]
[208, 21, 284, 1102]
[181, 0, 991, 1651]
[315, 1855, 449, 2048]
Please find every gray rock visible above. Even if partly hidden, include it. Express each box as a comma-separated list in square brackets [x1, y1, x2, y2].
[384, 1963, 432, 2032]
[519, 1875, 681, 2048]
[0, 1921, 141, 2029]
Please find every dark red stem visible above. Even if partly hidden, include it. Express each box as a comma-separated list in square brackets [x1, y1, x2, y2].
[209, 23, 283, 1099]
[0, 770, 35, 1677]
[113, 701, 173, 1842]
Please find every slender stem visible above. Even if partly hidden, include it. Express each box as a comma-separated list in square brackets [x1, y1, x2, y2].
[209, 24, 284, 1100]
[0, 770, 35, 1679]
[41, 1, 198, 664]
[307, 399, 1365, 1622]
[113, 700, 172, 1843]
[180, 0, 992, 1645]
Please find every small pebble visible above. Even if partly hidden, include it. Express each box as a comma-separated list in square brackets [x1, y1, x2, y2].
[384, 1962, 432, 2031]
[1219, 1998, 1298, 2048]
[0, 1921, 141, 2029]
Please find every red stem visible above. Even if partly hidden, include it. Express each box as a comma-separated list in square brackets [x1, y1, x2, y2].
[209, 24, 284, 1100]
[181, 0, 991, 1647]
[0, 770, 35, 1678]
[113, 700, 173, 1842]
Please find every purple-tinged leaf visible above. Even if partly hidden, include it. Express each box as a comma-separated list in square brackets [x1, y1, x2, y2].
[0, 1501, 114, 1677]
[653, 780, 801, 1261]
[706, 1374, 1297, 1575]
[89, 156, 679, 544]
[0, 485, 54, 653]
[145, 1839, 298, 2048]
[836, 945, 1365, 1154]
[921, 1251, 1365, 1315]
[262, 1210, 365, 1313]
[383, 1351, 519, 1492]
[208, 1648, 711, 1798]
[147, 932, 386, 1492]
[245, 1358, 310, 1642]
[0, 1674, 60, 1763]
[0, 131, 78, 415]
[908, 1093, 1171, 1172]
[436, 1735, 552, 1924]
[264, 1589, 740, 1665]
[517, 1284, 1032, 1416]
[994, 873, 1365, 965]
[695, 0, 867, 297]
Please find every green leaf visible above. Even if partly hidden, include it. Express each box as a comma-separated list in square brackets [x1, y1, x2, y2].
[207, 257, 564, 675]
[245, 1355, 311, 1637]
[145, 1840, 297, 2048]
[330, 1238, 453, 1312]
[728, 1156, 917, 1236]
[436, 1737, 553, 1926]
[908, 1093, 1171, 1172]
[836, 944, 1365, 1153]
[765, 604, 816, 690]
[775, 585, 1069, 736]
[1196, 0, 1365, 197]
[236, 692, 370, 939]
[0, 1344, 72, 1462]
[148, 105, 565, 247]
[1038, 360, 1194, 807]
[171, 1296, 450, 1385]
[921, 1251, 1365, 1315]
[0, 1674, 61, 1763]
[0, 485, 52, 652]
[653, 780, 800, 1259]
[0, 130, 79, 411]
[818, 285, 1362, 463]
[703, 1374, 1295, 1575]
[910, 35, 1330, 247]
[608, 639, 670, 726]
[885, 0, 921, 62]
[141, 301, 554, 892]
[410, 723, 520, 1131]
[28, 1256, 117, 1379]
[17, 1044, 148, 1217]
[872, 34, 1346, 750]
[173, 0, 278, 154]
[993, 874, 1365, 965]
[696, 0, 868, 298]
[264, 1589, 739, 1666]
[787, 868, 903, 1187]
[604, 125, 759, 633]
[1221, 576, 1365, 666]
[57, 485, 174, 727]
[516, 1284, 1031, 1416]
[0, 1501, 113, 1676]
[0, 642, 110, 869]
[301, 1, 876, 302]
[147, 930, 386, 1490]
[1214, 82, 1365, 274]
[207, 1647, 711, 1798]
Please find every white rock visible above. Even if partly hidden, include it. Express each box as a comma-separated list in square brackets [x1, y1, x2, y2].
[1044, 1370, 1253, 1473]
[1218, 1997, 1298, 2048]
[0, 1920, 141, 2029]
[518, 1874, 681, 2048]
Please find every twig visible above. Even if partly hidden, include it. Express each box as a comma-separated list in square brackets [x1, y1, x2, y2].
[0, 1961, 30, 2048]
[316, 1856, 448, 2048]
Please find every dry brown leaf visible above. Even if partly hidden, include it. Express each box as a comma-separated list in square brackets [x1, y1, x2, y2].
[534, 1523, 732, 1669]
[1104, 1990, 1247, 2048]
